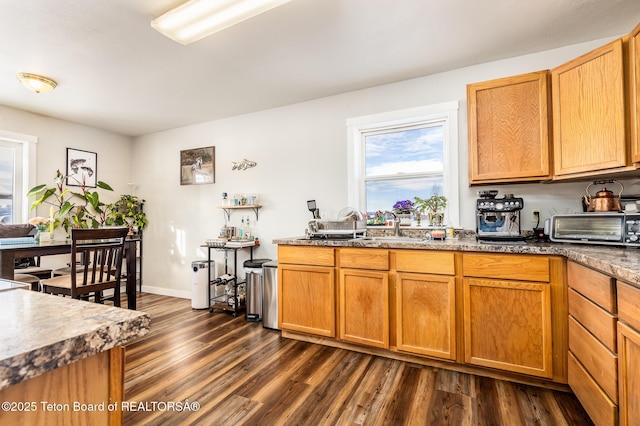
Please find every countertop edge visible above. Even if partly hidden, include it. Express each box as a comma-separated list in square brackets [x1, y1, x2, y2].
[0, 291, 151, 390]
[273, 237, 640, 288]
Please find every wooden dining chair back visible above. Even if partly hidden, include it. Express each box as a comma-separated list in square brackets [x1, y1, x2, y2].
[42, 227, 129, 307]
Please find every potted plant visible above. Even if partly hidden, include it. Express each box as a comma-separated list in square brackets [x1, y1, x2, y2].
[392, 199, 415, 225]
[106, 195, 147, 233]
[414, 194, 447, 227]
[27, 170, 114, 233]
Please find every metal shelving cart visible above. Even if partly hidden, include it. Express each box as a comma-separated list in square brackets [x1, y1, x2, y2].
[203, 240, 254, 317]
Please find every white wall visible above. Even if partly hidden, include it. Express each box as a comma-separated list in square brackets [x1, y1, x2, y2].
[0, 105, 133, 268]
[134, 35, 640, 298]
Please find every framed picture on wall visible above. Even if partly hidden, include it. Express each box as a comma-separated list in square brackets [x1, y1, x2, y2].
[180, 146, 215, 185]
[66, 148, 97, 187]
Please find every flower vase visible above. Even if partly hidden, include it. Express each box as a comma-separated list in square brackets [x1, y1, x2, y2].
[35, 225, 50, 243]
[397, 213, 413, 226]
[429, 212, 445, 227]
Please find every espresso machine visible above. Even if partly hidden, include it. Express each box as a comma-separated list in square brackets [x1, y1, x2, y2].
[476, 191, 525, 242]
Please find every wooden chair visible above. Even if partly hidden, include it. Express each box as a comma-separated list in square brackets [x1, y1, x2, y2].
[16, 256, 53, 279]
[42, 227, 129, 307]
[13, 273, 41, 291]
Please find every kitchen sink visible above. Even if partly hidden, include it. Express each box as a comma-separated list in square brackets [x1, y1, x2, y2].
[358, 236, 427, 242]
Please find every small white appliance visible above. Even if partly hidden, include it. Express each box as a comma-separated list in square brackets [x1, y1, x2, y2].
[191, 260, 215, 309]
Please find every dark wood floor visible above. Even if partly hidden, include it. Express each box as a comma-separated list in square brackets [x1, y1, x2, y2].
[122, 293, 593, 425]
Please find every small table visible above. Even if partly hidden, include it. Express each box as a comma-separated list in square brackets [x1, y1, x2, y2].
[0, 238, 139, 310]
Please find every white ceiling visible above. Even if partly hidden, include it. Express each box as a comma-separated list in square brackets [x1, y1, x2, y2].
[1, 0, 639, 137]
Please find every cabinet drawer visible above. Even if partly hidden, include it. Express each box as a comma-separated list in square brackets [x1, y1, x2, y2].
[568, 352, 618, 426]
[395, 250, 454, 275]
[618, 281, 640, 332]
[569, 316, 618, 403]
[569, 288, 617, 352]
[462, 254, 549, 282]
[339, 248, 388, 270]
[567, 261, 616, 313]
[278, 246, 335, 267]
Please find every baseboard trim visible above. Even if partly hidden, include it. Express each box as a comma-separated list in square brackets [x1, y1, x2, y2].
[138, 286, 190, 299]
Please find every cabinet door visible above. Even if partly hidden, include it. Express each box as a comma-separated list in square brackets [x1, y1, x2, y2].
[631, 22, 640, 163]
[279, 264, 335, 337]
[552, 38, 628, 177]
[339, 269, 389, 348]
[396, 272, 456, 360]
[463, 278, 553, 378]
[618, 321, 640, 426]
[467, 71, 551, 183]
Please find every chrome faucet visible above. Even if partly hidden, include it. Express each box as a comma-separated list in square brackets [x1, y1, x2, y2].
[382, 211, 400, 236]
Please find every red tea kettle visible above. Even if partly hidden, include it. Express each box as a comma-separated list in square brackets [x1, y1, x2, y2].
[583, 180, 623, 212]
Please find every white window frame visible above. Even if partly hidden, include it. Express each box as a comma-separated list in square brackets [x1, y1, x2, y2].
[0, 130, 38, 223]
[346, 101, 459, 227]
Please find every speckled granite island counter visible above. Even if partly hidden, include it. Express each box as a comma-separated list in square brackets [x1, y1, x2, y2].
[0, 287, 150, 425]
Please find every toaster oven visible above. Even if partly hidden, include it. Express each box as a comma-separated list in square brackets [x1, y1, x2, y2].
[549, 213, 640, 247]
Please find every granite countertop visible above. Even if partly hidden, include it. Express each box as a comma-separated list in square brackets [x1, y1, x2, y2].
[273, 236, 640, 288]
[0, 288, 150, 390]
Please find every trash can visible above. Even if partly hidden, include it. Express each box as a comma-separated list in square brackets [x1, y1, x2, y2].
[244, 258, 271, 322]
[262, 260, 278, 329]
[191, 260, 214, 309]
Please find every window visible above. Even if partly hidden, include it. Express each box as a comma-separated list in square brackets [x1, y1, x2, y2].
[347, 101, 459, 226]
[0, 130, 37, 224]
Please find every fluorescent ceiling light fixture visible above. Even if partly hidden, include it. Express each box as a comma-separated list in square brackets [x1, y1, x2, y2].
[152, 0, 294, 45]
[16, 73, 57, 93]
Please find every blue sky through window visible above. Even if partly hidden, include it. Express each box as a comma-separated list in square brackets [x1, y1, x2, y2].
[364, 125, 444, 214]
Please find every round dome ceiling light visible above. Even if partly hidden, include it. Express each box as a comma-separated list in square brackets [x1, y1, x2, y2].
[16, 73, 57, 93]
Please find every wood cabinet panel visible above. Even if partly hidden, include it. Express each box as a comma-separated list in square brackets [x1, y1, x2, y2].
[339, 269, 389, 348]
[395, 272, 456, 360]
[552, 39, 628, 176]
[568, 352, 618, 426]
[567, 261, 616, 313]
[462, 253, 549, 282]
[279, 264, 335, 337]
[617, 281, 640, 332]
[463, 278, 553, 378]
[618, 321, 640, 426]
[278, 246, 335, 267]
[631, 22, 640, 163]
[0, 348, 124, 426]
[569, 288, 617, 352]
[339, 248, 389, 270]
[395, 250, 455, 275]
[467, 71, 551, 183]
[569, 316, 618, 403]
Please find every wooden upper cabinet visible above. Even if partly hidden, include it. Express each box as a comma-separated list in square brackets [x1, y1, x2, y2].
[552, 38, 630, 177]
[631, 22, 640, 163]
[467, 71, 551, 184]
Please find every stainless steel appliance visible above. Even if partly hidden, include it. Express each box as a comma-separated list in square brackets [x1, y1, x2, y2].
[549, 213, 640, 246]
[244, 258, 271, 322]
[262, 260, 278, 330]
[476, 192, 524, 242]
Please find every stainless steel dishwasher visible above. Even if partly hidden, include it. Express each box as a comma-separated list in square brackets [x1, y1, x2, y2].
[262, 260, 278, 329]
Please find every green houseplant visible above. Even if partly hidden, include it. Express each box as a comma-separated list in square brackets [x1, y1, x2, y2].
[107, 195, 147, 233]
[27, 170, 114, 232]
[414, 194, 447, 227]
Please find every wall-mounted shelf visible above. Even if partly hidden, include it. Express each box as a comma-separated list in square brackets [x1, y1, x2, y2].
[217, 204, 262, 221]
